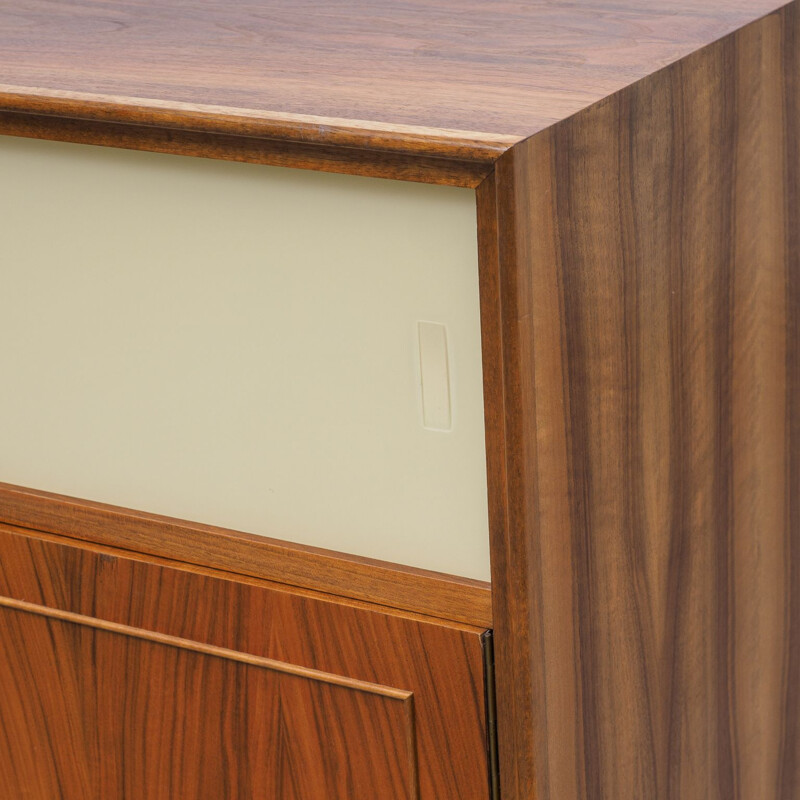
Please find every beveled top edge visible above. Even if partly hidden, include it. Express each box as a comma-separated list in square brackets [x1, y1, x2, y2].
[0, 85, 520, 164]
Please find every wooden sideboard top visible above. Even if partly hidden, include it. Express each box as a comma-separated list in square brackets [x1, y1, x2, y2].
[0, 0, 789, 181]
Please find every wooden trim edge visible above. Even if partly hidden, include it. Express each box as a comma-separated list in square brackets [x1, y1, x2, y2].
[0, 594, 412, 700]
[0, 483, 492, 628]
[0, 107, 497, 188]
[0, 85, 518, 161]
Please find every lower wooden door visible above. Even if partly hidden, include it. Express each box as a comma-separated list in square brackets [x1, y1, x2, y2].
[0, 513, 493, 799]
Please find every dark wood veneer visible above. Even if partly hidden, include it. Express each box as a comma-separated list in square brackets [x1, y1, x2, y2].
[479, 5, 800, 798]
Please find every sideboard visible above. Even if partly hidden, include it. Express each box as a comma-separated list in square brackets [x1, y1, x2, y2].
[0, 1, 797, 798]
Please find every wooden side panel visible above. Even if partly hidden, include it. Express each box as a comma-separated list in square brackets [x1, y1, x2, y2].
[0, 523, 490, 800]
[0, 599, 415, 800]
[481, 5, 800, 799]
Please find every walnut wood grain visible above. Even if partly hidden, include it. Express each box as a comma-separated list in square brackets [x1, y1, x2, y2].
[0, 0, 789, 170]
[0, 522, 490, 799]
[0, 483, 491, 629]
[479, 5, 800, 798]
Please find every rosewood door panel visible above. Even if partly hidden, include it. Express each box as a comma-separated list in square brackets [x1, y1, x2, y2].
[0, 599, 416, 800]
[0, 522, 491, 799]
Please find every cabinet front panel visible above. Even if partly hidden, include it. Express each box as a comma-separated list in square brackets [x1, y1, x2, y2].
[0, 135, 490, 580]
[0, 523, 491, 799]
[0, 603, 417, 800]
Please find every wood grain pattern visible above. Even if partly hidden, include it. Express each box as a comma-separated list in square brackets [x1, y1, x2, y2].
[0, 0, 789, 167]
[2, 3, 798, 797]
[480, 4, 800, 798]
[0, 483, 492, 628]
[0, 522, 491, 799]
[0, 598, 418, 799]
[0, 109, 490, 188]
[0, 106, 492, 188]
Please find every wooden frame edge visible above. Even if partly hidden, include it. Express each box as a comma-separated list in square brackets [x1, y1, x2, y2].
[0, 594, 414, 700]
[0, 110, 494, 188]
[0, 482, 492, 629]
[0, 85, 519, 160]
[476, 158, 533, 800]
